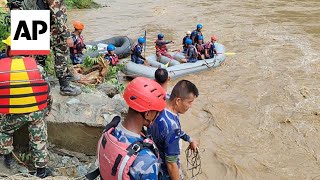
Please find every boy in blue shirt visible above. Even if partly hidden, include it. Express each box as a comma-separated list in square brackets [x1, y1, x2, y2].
[148, 80, 199, 180]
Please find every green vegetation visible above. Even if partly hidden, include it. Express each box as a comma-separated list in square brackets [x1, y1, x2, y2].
[45, 52, 56, 77]
[65, 0, 100, 9]
[0, 8, 9, 50]
[105, 64, 126, 94]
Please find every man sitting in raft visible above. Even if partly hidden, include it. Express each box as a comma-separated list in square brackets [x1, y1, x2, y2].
[155, 33, 174, 61]
[182, 38, 198, 63]
[195, 35, 205, 60]
[182, 31, 191, 53]
[205, 35, 218, 59]
[104, 44, 119, 66]
[70, 21, 86, 65]
[131, 37, 147, 64]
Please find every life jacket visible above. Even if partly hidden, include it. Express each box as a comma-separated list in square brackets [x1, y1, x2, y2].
[130, 43, 143, 56]
[155, 39, 167, 53]
[186, 45, 198, 58]
[191, 30, 203, 43]
[0, 57, 49, 114]
[205, 42, 215, 56]
[105, 53, 119, 66]
[71, 34, 85, 55]
[130, 43, 138, 55]
[93, 116, 159, 180]
[196, 43, 205, 54]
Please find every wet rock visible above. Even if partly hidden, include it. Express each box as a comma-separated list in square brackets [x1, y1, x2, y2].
[18, 166, 29, 174]
[77, 165, 88, 177]
[61, 156, 70, 165]
[66, 98, 80, 105]
[97, 82, 119, 98]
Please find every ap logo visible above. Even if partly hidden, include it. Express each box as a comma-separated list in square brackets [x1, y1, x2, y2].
[10, 10, 50, 55]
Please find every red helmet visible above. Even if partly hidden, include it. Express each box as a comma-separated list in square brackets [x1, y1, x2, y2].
[211, 35, 218, 41]
[123, 77, 166, 112]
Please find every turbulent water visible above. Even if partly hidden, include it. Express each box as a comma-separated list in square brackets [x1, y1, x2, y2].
[69, 0, 320, 179]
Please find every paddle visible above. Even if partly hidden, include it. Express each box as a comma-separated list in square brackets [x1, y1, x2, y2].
[144, 30, 147, 59]
[216, 52, 236, 55]
[165, 50, 180, 68]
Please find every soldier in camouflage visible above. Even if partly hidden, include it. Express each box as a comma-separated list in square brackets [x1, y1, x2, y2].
[0, 37, 53, 178]
[8, 0, 82, 96]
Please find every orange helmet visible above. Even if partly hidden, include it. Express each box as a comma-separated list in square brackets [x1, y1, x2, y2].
[73, 21, 84, 30]
[211, 35, 218, 41]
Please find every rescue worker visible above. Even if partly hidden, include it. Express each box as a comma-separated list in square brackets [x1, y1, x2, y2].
[95, 77, 166, 179]
[191, 24, 204, 45]
[205, 35, 218, 59]
[8, 0, 82, 96]
[155, 68, 171, 100]
[155, 33, 173, 61]
[131, 37, 147, 64]
[70, 21, 86, 65]
[148, 80, 199, 180]
[184, 38, 198, 63]
[0, 36, 52, 178]
[104, 44, 119, 66]
[182, 31, 191, 53]
[195, 35, 205, 60]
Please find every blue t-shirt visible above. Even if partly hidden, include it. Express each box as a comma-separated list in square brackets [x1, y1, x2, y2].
[148, 109, 190, 177]
[113, 122, 159, 180]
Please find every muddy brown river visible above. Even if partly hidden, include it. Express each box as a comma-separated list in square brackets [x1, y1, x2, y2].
[69, 0, 320, 179]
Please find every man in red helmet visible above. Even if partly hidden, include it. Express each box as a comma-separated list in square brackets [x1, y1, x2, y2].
[205, 35, 218, 59]
[94, 77, 166, 180]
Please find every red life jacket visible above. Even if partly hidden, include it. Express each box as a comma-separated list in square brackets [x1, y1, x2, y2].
[0, 57, 49, 114]
[97, 116, 159, 180]
[72, 34, 85, 54]
[154, 39, 167, 53]
[196, 43, 205, 54]
[105, 53, 119, 66]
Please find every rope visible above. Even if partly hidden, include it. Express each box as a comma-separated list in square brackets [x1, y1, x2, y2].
[185, 148, 204, 178]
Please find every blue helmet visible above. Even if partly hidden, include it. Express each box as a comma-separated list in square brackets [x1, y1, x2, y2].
[185, 38, 192, 45]
[197, 24, 203, 29]
[138, 37, 146, 44]
[107, 44, 115, 51]
[198, 35, 204, 40]
[158, 33, 164, 40]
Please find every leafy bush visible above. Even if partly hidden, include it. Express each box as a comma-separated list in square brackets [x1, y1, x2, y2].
[65, 0, 100, 9]
[0, 8, 9, 50]
[105, 64, 125, 94]
[45, 52, 56, 77]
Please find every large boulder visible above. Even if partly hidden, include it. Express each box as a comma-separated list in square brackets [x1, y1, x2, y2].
[14, 83, 128, 155]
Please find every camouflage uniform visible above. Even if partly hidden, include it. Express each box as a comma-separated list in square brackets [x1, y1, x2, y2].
[0, 59, 51, 168]
[0, 108, 49, 168]
[46, 0, 72, 79]
[16, 0, 81, 96]
[11, 0, 71, 79]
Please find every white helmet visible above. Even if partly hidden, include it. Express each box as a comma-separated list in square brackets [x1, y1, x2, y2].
[186, 31, 191, 35]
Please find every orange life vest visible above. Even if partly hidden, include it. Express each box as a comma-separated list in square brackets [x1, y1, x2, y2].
[0, 57, 49, 114]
